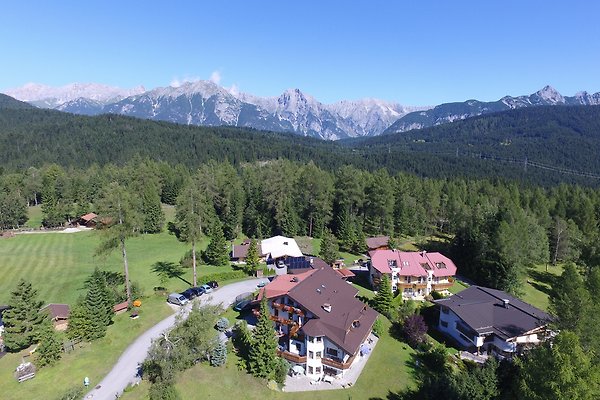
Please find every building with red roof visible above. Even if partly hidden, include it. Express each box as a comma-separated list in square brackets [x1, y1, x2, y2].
[257, 267, 377, 380]
[368, 250, 457, 299]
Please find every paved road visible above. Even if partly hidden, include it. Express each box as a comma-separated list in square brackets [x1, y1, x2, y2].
[84, 278, 262, 400]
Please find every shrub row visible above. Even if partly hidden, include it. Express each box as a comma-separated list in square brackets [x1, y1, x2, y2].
[197, 270, 247, 285]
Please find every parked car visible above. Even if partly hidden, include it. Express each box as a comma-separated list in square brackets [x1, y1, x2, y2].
[191, 286, 206, 296]
[257, 281, 267, 288]
[233, 299, 253, 312]
[180, 288, 197, 300]
[206, 280, 219, 289]
[201, 284, 213, 293]
[167, 293, 189, 306]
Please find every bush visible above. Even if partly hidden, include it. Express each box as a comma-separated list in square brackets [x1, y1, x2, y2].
[403, 314, 428, 348]
[431, 291, 444, 300]
[215, 317, 230, 332]
[197, 271, 246, 285]
[55, 386, 84, 400]
[149, 381, 181, 400]
[275, 358, 291, 385]
[372, 317, 384, 337]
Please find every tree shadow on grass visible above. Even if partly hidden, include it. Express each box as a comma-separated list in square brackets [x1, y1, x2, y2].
[527, 268, 556, 296]
[152, 261, 192, 287]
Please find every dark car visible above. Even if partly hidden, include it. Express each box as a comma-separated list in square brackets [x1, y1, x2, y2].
[191, 286, 206, 297]
[206, 280, 219, 289]
[180, 288, 197, 300]
[233, 299, 252, 312]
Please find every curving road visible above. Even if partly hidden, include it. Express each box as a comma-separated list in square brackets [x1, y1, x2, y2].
[84, 278, 262, 400]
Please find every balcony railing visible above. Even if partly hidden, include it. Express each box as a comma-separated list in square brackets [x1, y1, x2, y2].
[432, 282, 453, 290]
[321, 354, 355, 370]
[277, 349, 307, 363]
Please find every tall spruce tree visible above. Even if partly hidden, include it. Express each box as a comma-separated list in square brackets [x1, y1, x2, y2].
[66, 300, 90, 340]
[372, 274, 393, 317]
[84, 269, 114, 340]
[244, 238, 260, 275]
[203, 222, 230, 267]
[36, 318, 62, 367]
[319, 229, 340, 265]
[96, 182, 142, 305]
[549, 263, 590, 331]
[2, 280, 45, 351]
[173, 179, 214, 286]
[248, 297, 278, 379]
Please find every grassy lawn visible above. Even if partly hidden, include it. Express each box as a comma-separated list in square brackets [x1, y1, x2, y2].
[0, 229, 232, 305]
[25, 205, 44, 228]
[121, 317, 416, 400]
[521, 263, 562, 311]
[0, 295, 173, 400]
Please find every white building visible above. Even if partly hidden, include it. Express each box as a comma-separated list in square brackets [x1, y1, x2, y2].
[435, 286, 552, 357]
[257, 266, 378, 379]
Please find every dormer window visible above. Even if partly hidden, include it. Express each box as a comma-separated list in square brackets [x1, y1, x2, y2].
[402, 261, 409, 267]
[436, 262, 446, 269]
[387, 259, 397, 267]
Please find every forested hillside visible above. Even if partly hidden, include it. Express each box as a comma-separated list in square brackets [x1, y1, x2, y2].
[3, 103, 600, 187]
[360, 105, 600, 176]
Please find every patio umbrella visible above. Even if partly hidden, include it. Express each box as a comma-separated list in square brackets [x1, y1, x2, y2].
[360, 344, 371, 355]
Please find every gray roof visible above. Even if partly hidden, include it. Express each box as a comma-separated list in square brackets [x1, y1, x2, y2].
[288, 267, 378, 355]
[435, 286, 551, 340]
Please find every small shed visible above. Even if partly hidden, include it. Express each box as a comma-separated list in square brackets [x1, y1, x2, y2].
[335, 268, 356, 280]
[40, 304, 70, 331]
[76, 212, 98, 227]
[113, 301, 129, 315]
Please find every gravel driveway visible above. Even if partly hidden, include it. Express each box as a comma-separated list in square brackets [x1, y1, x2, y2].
[84, 278, 262, 400]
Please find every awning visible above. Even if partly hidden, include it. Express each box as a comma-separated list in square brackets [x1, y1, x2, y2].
[292, 365, 305, 374]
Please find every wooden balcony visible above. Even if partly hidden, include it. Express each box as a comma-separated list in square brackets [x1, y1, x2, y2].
[277, 349, 307, 363]
[272, 302, 305, 316]
[432, 282, 453, 290]
[321, 354, 356, 370]
[398, 282, 427, 289]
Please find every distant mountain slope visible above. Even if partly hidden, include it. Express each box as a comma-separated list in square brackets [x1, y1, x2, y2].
[0, 93, 35, 109]
[384, 86, 600, 134]
[363, 105, 600, 175]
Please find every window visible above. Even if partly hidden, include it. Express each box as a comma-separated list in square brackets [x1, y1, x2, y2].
[315, 367, 321, 374]
[316, 336, 322, 342]
[316, 351, 322, 359]
[441, 320, 448, 328]
[326, 348, 338, 357]
[308, 336, 314, 343]
[308, 366, 314, 374]
[402, 261, 409, 267]
[295, 343, 302, 352]
[309, 351, 314, 359]
[387, 259, 397, 267]
[441, 307, 449, 315]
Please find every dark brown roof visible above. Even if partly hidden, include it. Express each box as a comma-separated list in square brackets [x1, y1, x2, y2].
[40, 303, 70, 319]
[336, 269, 356, 278]
[231, 242, 264, 260]
[435, 286, 551, 340]
[289, 267, 378, 355]
[365, 236, 389, 250]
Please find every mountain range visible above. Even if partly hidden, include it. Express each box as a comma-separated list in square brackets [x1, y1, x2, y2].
[3, 82, 600, 140]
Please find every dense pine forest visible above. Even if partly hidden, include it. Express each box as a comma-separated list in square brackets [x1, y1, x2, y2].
[2, 95, 600, 186]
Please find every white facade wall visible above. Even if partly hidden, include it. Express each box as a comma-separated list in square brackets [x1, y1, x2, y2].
[305, 335, 325, 378]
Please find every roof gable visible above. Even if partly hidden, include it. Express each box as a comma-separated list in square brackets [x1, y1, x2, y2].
[436, 286, 551, 340]
[261, 236, 303, 259]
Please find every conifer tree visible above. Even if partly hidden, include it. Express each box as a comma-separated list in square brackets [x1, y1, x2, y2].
[337, 209, 357, 252]
[203, 222, 230, 267]
[173, 178, 214, 286]
[210, 341, 227, 367]
[66, 300, 90, 340]
[141, 184, 165, 233]
[36, 318, 62, 367]
[244, 238, 260, 275]
[2, 279, 45, 351]
[84, 269, 114, 340]
[96, 182, 142, 305]
[319, 228, 340, 265]
[549, 263, 590, 331]
[248, 297, 278, 379]
[372, 274, 393, 318]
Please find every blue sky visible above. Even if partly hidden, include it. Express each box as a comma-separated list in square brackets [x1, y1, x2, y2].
[1, 1, 598, 105]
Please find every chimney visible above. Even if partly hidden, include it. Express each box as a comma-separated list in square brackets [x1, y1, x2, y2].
[502, 299, 510, 309]
[322, 303, 332, 313]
